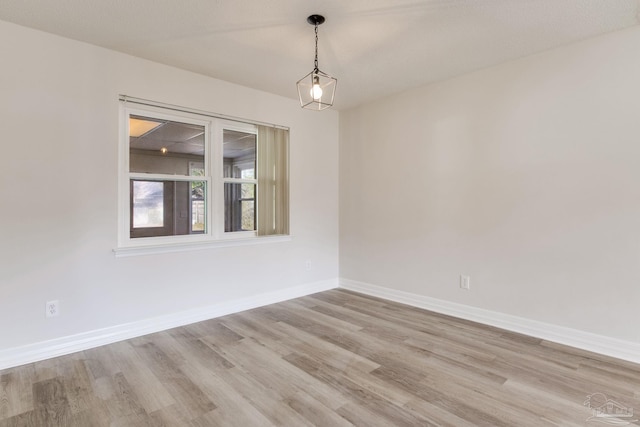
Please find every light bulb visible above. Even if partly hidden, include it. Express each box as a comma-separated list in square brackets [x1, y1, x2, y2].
[311, 84, 323, 100]
[310, 75, 323, 100]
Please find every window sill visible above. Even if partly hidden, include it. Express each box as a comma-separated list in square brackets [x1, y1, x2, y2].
[113, 235, 292, 258]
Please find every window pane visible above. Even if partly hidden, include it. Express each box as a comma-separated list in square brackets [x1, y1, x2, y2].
[131, 179, 207, 238]
[130, 115, 205, 175]
[192, 200, 205, 232]
[132, 181, 163, 228]
[189, 161, 204, 177]
[223, 130, 256, 178]
[224, 183, 256, 232]
[191, 180, 206, 233]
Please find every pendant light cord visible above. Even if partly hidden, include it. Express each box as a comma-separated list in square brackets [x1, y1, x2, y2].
[314, 23, 319, 71]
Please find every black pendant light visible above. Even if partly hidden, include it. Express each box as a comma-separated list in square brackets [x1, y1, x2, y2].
[296, 15, 337, 110]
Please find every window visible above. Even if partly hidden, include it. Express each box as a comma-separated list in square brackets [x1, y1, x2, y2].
[223, 128, 257, 232]
[118, 99, 289, 251]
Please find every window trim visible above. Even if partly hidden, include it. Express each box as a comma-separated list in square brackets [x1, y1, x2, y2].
[112, 234, 293, 258]
[116, 98, 290, 255]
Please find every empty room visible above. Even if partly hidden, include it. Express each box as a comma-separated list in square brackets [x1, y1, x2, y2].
[1, 1, 639, 426]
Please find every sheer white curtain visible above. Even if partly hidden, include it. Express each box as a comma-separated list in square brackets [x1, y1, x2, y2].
[257, 126, 289, 235]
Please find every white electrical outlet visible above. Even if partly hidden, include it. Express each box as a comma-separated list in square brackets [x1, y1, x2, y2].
[46, 300, 60, 317]
[305, 260, 312, 271]
[460, 275, 470, 290]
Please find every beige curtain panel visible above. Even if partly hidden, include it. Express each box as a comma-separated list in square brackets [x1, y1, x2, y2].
[257, 126, 289, 235]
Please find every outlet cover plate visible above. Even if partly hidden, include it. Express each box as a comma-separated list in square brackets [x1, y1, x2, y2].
[460, 275, 470, 290]
[46, 300, 60, 317]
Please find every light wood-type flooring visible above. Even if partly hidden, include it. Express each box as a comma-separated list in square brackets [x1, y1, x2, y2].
[1, 289, 639, 426]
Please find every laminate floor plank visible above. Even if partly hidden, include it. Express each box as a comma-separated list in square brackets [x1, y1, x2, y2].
[215, 337, 349, 412]
[283, 390, 354, 427]
[335, 401, 406, 427]
[165, 330, 235, 371]
[284, 352, 434, 427]
[216, 311, 284, 348]
[178, 366, 275, 427]
[309, 295, 503, 365]
[277, 300, 364, 333]
[0, 289, 638, 426]
[287, 346, 473, 427]
[106, 341, 177, 414]
[0, 366, 34, 420]
[204, 323, 355, 414]
[129, 340, 216, 420]
[212, 366, 316, 427]
[268, 321, 381, 375]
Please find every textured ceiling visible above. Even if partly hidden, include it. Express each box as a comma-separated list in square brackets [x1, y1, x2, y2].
[0, 0, 638, 109]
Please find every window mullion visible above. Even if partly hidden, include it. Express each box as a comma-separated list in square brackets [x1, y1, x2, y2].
[211, 120, 224, 239]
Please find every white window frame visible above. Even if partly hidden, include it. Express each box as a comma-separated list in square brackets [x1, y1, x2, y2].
[116, 101, 289, 257]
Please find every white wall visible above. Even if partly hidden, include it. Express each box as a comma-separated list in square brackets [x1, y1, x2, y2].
[340, 26, 640, 343]
[0, 20, 339, 352]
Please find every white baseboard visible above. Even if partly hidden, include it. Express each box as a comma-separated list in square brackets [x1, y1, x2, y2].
[0, 279, 338, 371]
[340, 278, 640, 365]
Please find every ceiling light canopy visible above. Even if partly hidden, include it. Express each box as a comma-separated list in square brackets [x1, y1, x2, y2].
[297, 15, 337, 111]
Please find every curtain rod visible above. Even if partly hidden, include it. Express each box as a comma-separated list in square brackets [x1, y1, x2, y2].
[119, 95, 290, 131]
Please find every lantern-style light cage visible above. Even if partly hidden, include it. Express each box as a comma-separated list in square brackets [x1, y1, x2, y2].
[296, 15, 337, 111]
